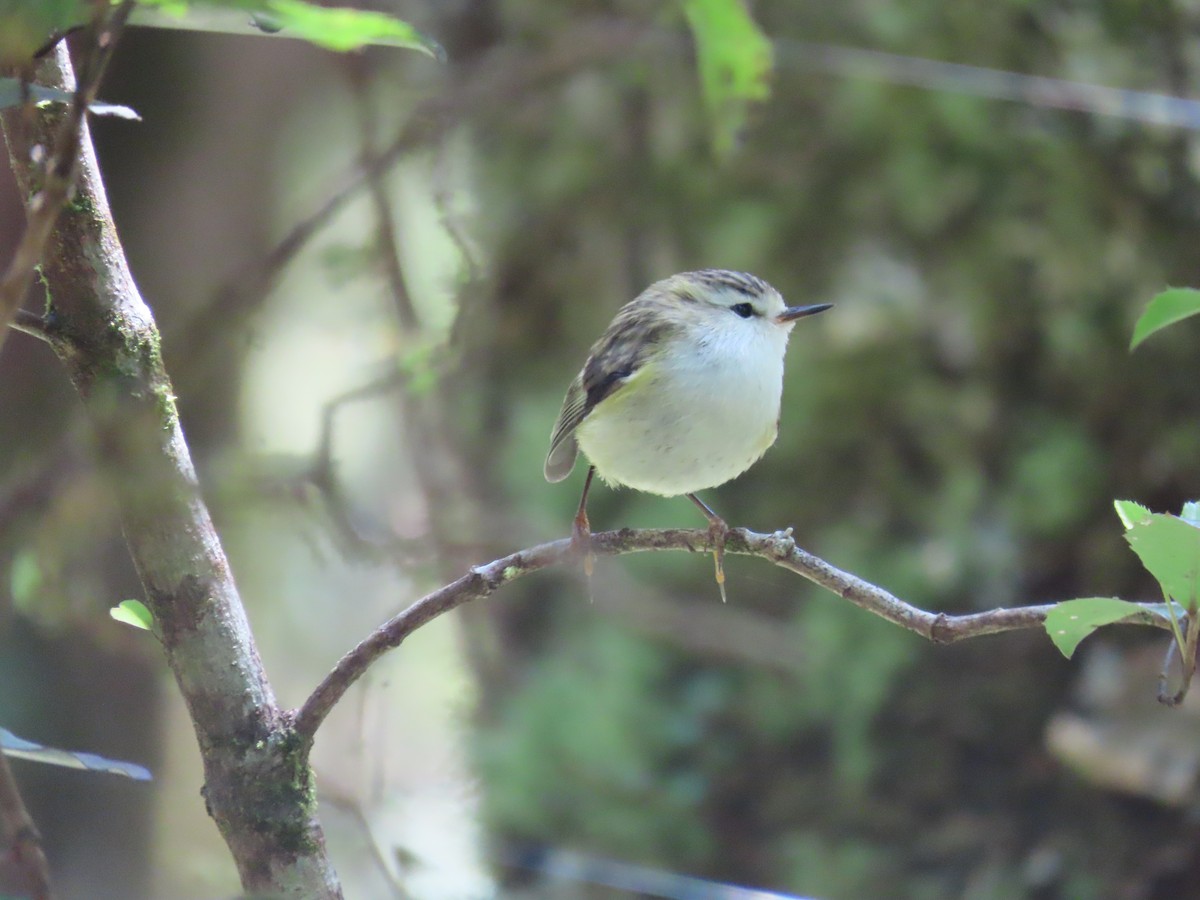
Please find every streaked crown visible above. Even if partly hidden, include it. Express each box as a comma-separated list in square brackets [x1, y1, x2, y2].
[664, 269, 786, 320]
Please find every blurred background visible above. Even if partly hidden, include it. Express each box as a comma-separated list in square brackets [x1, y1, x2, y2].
[3, 1, 1200, 897]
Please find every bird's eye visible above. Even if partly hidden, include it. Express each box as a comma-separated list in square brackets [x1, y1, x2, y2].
[730, 302, 755, 319]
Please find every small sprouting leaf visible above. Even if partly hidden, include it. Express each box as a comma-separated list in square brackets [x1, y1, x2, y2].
[1114, 499, 1152, 530]
[1130, 288, 1200, 350]
[681, 0, 773, 159]
[1181, 502, 1200, 528]
[1, 727, 151, 781]
[110, 599, 154, 631]
[1044, 597, 1158, 657]
[263, 0, 445, 58]
[1124, 513, 1200, 615]
[9, 549, 41, 612]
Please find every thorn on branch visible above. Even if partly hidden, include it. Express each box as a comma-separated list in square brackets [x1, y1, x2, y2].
[7, 309, 61, 348]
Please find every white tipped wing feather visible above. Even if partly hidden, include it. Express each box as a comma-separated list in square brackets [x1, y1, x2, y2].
[544, 376, 587, 482]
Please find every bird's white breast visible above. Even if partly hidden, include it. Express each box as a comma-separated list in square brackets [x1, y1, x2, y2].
[576, 320, 788, 496]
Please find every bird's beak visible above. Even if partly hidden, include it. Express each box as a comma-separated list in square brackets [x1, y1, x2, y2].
[776, 303, 832, 324]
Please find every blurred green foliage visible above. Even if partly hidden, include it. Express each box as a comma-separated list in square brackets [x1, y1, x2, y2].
[457, 0, 1200, 896]
[0, 0, 440, 67]
[5, 0, 1200, 894]
[681, 0, 773, 158]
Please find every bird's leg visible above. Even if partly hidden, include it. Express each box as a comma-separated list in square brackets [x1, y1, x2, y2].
[573, 466, 597, 578]
[687, 493, 729, 603]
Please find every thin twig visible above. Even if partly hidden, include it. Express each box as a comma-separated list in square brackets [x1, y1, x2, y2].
[0, 753, 51, 900]
[0, 0, 134, 360]
[304, 367, 433, 558]
[292, 526, 1168, 744]
[429, 137, 481, 285]
[346, 64, 420, 331]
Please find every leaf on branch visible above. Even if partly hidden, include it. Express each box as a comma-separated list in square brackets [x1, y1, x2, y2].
[1044, 597, 1166, 658]
[1122, 509, 1200, 616]
[257, 0, 445, 56]
[0, 79, 140, 119]
[681, 0, 774, 159]
[136, 0, 446, 58]
[1, 727, 152, 781]
[110, 598, 154, 631]
[1130, 287, 1200, 350]
[1114, 499, 1152, 530]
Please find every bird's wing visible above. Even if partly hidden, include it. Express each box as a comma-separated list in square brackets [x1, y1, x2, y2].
[544, 375, 587, 482]
[543, 298, 678, 483]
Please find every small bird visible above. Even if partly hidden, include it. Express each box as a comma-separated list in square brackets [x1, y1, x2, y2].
[545, 269, 831, 600]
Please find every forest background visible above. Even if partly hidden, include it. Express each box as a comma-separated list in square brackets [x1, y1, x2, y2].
[3, 1, 1200, 898]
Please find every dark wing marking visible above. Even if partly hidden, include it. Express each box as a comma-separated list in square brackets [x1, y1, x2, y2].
[543, 295, 678, 482]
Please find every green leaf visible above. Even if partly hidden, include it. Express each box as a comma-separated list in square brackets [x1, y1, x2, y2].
[1114, 499, 1152, 530]
[1044, 597, 1158, 657]
[261, 0, 444, 57]
[1123, 512, 1200, 615]
[681, 0, 773, 159]
[1130, 287, 1200, 350]
[110, 599, 154, 631]
[133, 0, 444, 58]
[9, 549, 41, 614]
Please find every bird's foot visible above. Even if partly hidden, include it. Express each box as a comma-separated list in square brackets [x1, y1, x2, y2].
[571, 508, 595, 580]
[707, 517, 730, 603]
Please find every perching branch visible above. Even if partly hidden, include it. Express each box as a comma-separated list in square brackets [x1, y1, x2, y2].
[292, 525, 1171, 745]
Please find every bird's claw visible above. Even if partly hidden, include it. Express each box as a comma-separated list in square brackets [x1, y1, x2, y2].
[572, 509, 595, 579]
[708, 518, 729, 603]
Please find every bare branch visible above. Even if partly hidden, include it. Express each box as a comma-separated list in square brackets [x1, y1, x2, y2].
[305, 368, 431, 558]
[0, 753, 51, 900]
[293, 525, 1167, 744]
[429, 137, 481, 285]
[345, 62, 421, 331]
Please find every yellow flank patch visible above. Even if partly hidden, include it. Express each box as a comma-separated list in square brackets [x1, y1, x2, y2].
[753, 419, 778, 457]
[591, 359, 655, 417]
